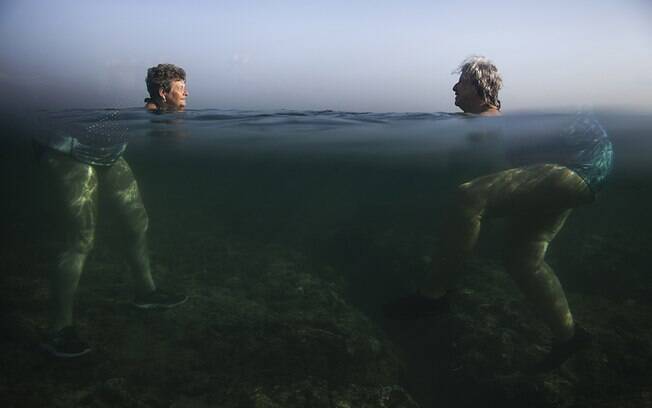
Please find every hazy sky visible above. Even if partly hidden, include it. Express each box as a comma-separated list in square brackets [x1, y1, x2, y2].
[1, 0, 650, 112]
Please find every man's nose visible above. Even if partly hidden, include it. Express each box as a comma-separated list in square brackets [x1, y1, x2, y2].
[453, 83, 459, 92]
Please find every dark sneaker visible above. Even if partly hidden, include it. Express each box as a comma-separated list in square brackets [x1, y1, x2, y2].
[530, 324, 592, 373]
[133, 289, 188, 309]
[40, 326, 92, 358]
[382, 291, 451, 320]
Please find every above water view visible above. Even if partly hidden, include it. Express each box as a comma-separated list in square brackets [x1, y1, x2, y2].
[1, 107, 652, 407]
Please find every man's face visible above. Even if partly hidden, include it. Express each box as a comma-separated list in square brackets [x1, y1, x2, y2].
[452, 73, 481, 112]
[162, 80, 188, 110]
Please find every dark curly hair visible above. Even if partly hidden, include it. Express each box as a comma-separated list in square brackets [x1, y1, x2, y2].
[145, 64, 186, 104]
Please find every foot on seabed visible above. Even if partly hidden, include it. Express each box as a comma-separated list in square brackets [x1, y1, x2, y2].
[41, 326, 92, 358]
[529, 324, 592, 373]
[133, 289, 188, 310]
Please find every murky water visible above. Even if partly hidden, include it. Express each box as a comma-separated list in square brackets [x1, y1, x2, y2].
[2, 109, 652, 407]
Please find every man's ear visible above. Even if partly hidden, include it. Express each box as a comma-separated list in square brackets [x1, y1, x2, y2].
[158, 87, 166, 99]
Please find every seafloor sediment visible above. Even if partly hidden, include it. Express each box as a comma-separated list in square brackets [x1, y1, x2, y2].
[1, 230, 651, 408]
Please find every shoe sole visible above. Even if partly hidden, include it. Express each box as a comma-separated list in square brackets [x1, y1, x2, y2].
[132, 296, 188, 310]
[40, 343, 92, 358]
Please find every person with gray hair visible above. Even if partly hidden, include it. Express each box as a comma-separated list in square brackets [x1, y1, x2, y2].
[452, 56, 502, 115]
[384, 56, 614, 372]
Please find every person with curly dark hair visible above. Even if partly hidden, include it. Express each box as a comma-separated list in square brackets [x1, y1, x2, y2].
[37, 64, 189, 359]
[144, 63, 188, 111]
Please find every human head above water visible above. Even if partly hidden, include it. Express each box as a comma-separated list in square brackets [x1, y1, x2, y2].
[145, 63, 188, 111]
[453, 56, 502, 115]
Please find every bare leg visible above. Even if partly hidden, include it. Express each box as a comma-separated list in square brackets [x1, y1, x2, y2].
[426, 164, 593, 300]
[45, 153, 98, 331]
[424, 190, 483, 297]
[505, 210, 575, 341]
[101, 157, 155, 296]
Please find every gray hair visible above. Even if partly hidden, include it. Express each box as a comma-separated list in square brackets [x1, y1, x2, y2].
[455, 56, 502, 110]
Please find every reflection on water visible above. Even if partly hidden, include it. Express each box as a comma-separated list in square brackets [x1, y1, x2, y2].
[26, 108, 652, 166]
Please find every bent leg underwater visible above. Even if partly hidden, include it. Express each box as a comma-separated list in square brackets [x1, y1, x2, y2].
[505, 210, 575, 341]
[427, 164, 593, 340]
[100, 157, 155, 296]
[45, 153, 99, 331]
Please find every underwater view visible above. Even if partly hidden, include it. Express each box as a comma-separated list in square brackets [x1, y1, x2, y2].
[1, 109, 652, 407]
